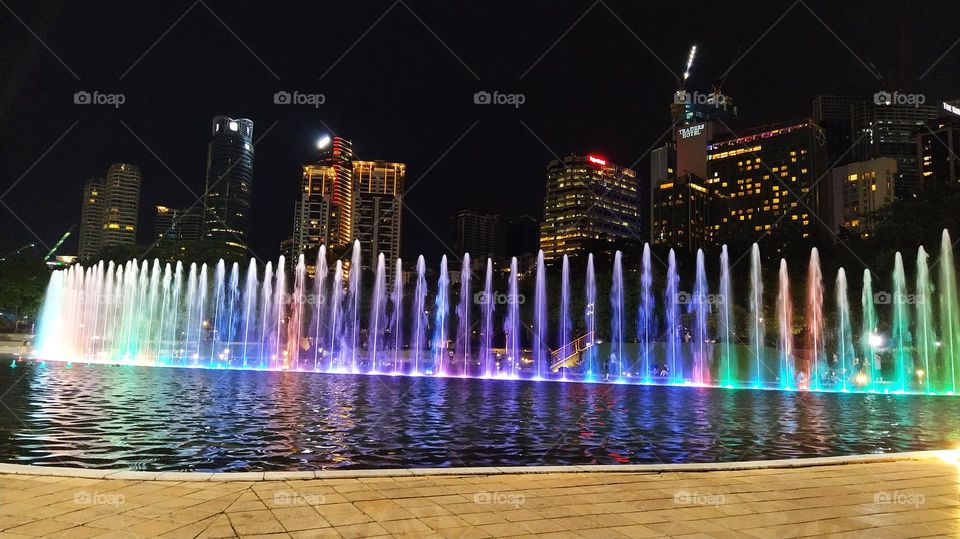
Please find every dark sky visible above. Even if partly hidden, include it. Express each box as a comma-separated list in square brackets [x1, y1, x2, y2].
[1, 0, 957, 262]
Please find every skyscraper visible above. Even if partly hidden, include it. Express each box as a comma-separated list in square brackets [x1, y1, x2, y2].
[852, 100, 938, 198]
[100, 163, 141, 249]
[451, 210, 502, 258]
[918, 111, 960, 188]
[203, 116, 254, 252]
[352, 160, 405, 267]
[813, 95, 860, 166]
[539, 154, 642, 261]
[78, 177, 104, 261]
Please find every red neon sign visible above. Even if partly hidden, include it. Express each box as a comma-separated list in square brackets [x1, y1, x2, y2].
[588, 155, 606, 166]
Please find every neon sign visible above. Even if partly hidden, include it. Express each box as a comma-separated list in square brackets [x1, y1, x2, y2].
[588, 155, 606, 166]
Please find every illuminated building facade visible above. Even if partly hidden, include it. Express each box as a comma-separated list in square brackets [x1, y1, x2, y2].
[352, 160, 405, 267]
[100, 163, 141, 249]
[852, 101, 937, 198]
[919, 112, 960, 187]
[203, 116, 254, 252]
[707, 120, 827, 241]
[78, 177, 104, 261]
[292, 163, 336, 261]
[651, 173, 713, 252]
[539, 154, 642, 261]
[155, 205, 202, 241]
[829, 157, 896, 237]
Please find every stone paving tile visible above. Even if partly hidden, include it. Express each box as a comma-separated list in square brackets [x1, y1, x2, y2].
[0, 458, 959, 537]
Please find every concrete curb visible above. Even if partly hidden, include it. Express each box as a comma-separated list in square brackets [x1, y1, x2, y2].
[0, 450, 950, 481]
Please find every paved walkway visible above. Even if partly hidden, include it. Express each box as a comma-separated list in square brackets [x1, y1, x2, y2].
[0, 458, 958, 538]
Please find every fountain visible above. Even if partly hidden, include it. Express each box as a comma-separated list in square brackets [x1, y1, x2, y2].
[32, 231, 960, 396]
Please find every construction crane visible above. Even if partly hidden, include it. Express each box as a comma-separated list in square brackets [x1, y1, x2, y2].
[43, 226, 75, 262]
[682, 44, 697, 85]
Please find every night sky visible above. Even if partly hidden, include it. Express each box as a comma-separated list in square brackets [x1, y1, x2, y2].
[1, 1, 957, 261]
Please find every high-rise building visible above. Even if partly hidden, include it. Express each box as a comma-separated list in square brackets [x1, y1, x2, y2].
[507, 215, 539, 257]
[852, 100, 938, 198]
[451, 210, 502, 258]
[919, 112, 960, 188]
[291, 163, 336, 261]
[539, 154, 642, 261]
[78, 177, 104, 261]
[707, 120, 827, 241]
[203, 116, 254, 252]
[651, 173, 713, 252]
[100, 163, 141, 249]
[351, 160, 405, 266]
[829, 157, 896, 237]
[813, 95, 861, 166]
[155, 205, 202, 241]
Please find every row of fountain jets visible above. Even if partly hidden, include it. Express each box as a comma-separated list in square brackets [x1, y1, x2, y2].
[35, 230, 960, 395]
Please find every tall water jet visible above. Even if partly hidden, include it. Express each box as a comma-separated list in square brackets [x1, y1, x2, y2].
[559, 255, 571, 380]
[610, 251, 624, 381]
[327, 261, 343, 371]
[718, 245, 735, 386]
[210, 260, 226, 366]
[390, 258, 404, 374]
[861, 269, 880, 387]
[410, 256, 428, 374]
[806, 248, 824, 390]
[892, 252, 912, 392]
[241, 260, 258, 366]
[273, 257, 287, 369]
[583, 254, 597, 379]
[638, 244, 654, 382]
[939, 230, 960, 394]
[690, 249, 710, 385]
[665, 249, 681, 383]
[310, 247, 328, 369]
[480, 258, 495, 377]
[432, 255, 449, 375]
[368, 254, 387, 373]
[346, 241, 362, 372]
[835, 268, 854, 391]
[777, 259, 794, 389]
[259, 262, 273, 369]
[915, 247, 935, 393]
[534, 250, 549, 379]
[503, 256, 521, 377]
[288, 255, 307, 369]
[749, 244, 765, 387]
[455, 253, 472, 376]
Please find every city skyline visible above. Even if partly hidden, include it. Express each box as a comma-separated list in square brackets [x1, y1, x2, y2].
[2, 1, 959, 262]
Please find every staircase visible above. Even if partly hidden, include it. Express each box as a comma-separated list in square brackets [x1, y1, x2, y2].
[549, 331, 595, 372]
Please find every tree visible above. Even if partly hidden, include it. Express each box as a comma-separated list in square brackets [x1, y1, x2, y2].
[0, 253, 50, 332]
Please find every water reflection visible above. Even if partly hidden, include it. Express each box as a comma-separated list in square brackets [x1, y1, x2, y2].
[0, 362, 957, 472]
